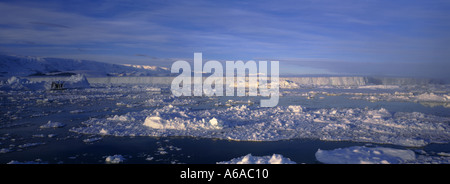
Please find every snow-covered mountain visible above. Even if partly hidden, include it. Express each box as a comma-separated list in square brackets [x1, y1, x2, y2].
[122, 64, 169, 73]
[0, 55, 170, 77]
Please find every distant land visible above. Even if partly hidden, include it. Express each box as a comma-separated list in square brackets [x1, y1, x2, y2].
[0, 55, 170, 77]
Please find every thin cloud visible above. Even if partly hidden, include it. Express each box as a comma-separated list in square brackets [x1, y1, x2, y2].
[28, 21, 70, 29]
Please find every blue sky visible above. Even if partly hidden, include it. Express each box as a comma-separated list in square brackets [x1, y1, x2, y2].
[0, 0, 449, 78]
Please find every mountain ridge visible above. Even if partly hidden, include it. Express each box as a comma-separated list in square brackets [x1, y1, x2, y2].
[0, 55, 170, 77]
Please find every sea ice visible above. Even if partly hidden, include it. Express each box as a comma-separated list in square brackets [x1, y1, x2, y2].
[70, 105, 450, 147]
[315, 146, 416, 164]
[0, 76, 47, 90]
[217, 154, 296, 164]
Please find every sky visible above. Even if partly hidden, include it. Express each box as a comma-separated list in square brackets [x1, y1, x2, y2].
[0, 0, 449, 78]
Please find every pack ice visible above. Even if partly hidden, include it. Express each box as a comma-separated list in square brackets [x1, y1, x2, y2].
[315, 146, 416, 164]
[70, 104, 450, 147]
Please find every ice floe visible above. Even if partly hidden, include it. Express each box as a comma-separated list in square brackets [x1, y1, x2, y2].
[315, 146, 450, 164]
[217, 154, 296, 164]
[315, 146, 416, 164]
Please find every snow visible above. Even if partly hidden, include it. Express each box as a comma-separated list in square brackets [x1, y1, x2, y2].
[105, 155, 126, 164]
[40, 121, 66, 129]
[217, 154, 296, 164]
[315, 146, 416, 164]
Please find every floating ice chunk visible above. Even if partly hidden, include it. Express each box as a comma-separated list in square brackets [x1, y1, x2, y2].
[40, 121, 65, 129]
[116, 102, 126, 106]
[217, 154, 296, 164]
[143, 115, 173, 129]
[315, 146, 416, 164]
[437, 152, 450, 157]
[70, 110, 84, 114]
[83, 137, 102, 143]
[105, 155, 125, 164]
[18, 142, 45, 148]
